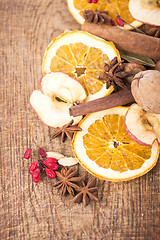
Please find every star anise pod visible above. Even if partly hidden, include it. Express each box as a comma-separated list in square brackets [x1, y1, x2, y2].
[99, 57, 132, 92]
[146, 27, 160, 38]
[83, 10, 112, 25]
[72, 178, 98, 207]
[53, 167, 82, 196]
[51, 120, 82, 143]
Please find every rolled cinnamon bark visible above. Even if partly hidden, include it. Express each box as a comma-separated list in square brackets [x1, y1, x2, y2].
[69, 89, 135, 117]
[81, 22, 160, 60]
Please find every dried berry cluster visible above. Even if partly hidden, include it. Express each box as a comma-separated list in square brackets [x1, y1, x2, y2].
[24, 148, 98, 206]
[24, 147, 58, 183]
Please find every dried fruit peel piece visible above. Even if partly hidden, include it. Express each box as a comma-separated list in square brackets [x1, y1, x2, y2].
[58, 157, 79, 166]
[47, 152, 64, 159]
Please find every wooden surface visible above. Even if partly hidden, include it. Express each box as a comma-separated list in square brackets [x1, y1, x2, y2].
[0, 0, 160, 239]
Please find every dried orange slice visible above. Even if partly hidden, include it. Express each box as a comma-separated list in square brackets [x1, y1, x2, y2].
[42, 30, 120, 101]
[72, 107, 159, 181]
[67, 0, 142, 30]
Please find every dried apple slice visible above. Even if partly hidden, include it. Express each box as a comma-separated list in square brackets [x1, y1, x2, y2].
[30, 72, 87, 127]
[129, 0, 160, 26]
[125, 104, 160, 146]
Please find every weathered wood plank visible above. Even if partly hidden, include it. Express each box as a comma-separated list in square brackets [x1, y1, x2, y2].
[0, 0, 160, 239]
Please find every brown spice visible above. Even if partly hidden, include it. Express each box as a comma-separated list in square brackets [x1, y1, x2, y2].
[72, 178, 98, 207]
[146, 27, 160, 38]
[124, 62, 146, 83]
[83, 10, 112, 25]
[53, 167, 82, 196]
[69, 88, 134, 117]
[155, 59, 160, 70]
[99, 57, 132, 91]
[81, 22, 160, 60]
[51, 120, 82, 143]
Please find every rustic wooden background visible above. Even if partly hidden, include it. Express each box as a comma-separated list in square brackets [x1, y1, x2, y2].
[0, 0, 160, 239]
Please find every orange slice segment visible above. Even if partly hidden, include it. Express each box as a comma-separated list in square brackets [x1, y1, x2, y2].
[69, 42, 89, 65]
[50, 56, 75, 73]
[72, 107, 159, 181]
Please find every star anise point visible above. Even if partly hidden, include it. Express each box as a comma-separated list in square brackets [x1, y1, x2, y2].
[83, 10, 112, 25]
[72, 178, 98, 207]
[53, 167, 82, 196]
[98, 57, 131, 92]
[51, 120, 82, 143]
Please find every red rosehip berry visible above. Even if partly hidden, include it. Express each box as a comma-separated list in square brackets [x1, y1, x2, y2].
[39, 147, 47, 158]
[45, 168, 56, 179]
[43, 158, 58, 170]
[109, 19, 116, 26]
[51, 163, 58, 171]
[33, 177, 40, 183]
[88, 0, 98, 2]
[32, 168, 40, 179]
[24, 149, 32, 159]
[29, 161, 38, 174]
[47, 157, 57, 163]
[29, 169, 33, 175]
[116, 16, 124, 27]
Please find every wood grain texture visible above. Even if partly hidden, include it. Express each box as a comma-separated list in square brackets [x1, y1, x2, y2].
[0, 0, 160, 239]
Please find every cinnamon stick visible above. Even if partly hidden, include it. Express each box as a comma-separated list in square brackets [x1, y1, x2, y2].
[81, 22, 160, 60]
[69, 89, 134, 117]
